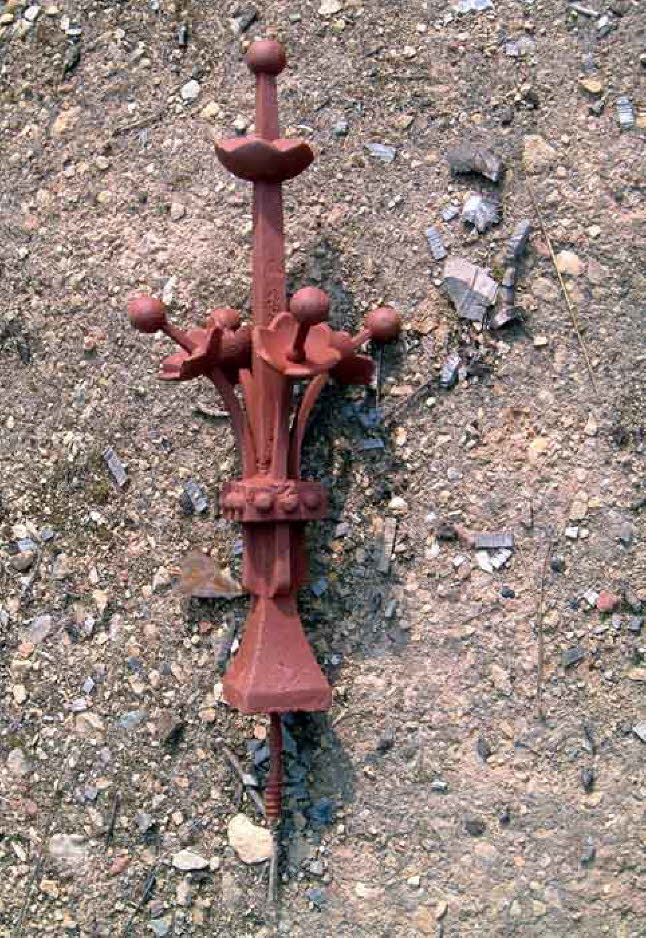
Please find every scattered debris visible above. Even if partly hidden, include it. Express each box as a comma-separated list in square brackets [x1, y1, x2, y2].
[445, 143, 503, 183]
[442, 256, 498, 323]
[562, 646, 585, 668]
[230, 4, 258, 35]
[442, 204, 460, 222]
[568, 1, 599, 15]
[461, 193, 501, 233]
[378, 517, 398, 573]
[616, 96, 635, 131]
[365, 143, 397, 163]
[172, 849, 209, 872]
[440, 352, 461, 389]
[473, 533, 514, 550]
[633, 723, 646, 744]
[177, 552, 243, 599]
[179, 480, 208, 514]
[426, 225, 447, 260]
[489, 221, 531, 329]
[451, 0, 493, 13]
[103, 447, 128, 489]
[476, 548, 512, 573]
[62, 41, 81, 77]
[177, 21, 189, 47]
[504, 37, 536, 57]
[222, 745, 266, 817]
[464, 816, 486, 836]
[227, 813, 273, 864]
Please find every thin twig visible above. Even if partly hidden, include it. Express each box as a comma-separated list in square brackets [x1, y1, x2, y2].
[105, 791, 121, 849]
[526, 179, 598, 395]
[122, 865, 157, 937]
[222, 745, 266, 818]
[535, 537, 554, 721]
[13, 777, 64, 937]
[113, 108, 165, 136]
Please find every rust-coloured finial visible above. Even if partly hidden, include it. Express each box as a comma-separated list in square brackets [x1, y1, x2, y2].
[127, 39, 401, 830]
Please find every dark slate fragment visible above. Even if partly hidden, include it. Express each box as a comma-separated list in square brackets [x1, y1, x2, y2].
[180, 481, 208, 515]
[446, 143, 503, 182]
[104, 447, 128, 489]
[443, 256, 498, 323]
[464, 816, 486, 836]
[562, 646, 585, 668]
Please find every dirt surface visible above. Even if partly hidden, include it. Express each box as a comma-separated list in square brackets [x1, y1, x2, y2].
[0, 0, 645, 935]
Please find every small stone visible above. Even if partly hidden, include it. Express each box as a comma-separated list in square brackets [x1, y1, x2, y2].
[632, 722, 646, 743]
[533, 335, 549, 348]
[464, 816, 486, 837]
[618, 522, 635, 548]
[7, 748, 32, 777]
[149, 919, 171, 938]
[388, 496, 408, 514]
[172, 849, 209, 871]
[118, 709, 146, 730]
[95, 155, 110, 171]
[180, 79, 200, 102]
[627, 617, 643, 634]
[332, 119, 349, 137]
[627, 668, 646, 682]
[430, 778, 448, 793]
[232, 115, 248, 135]
[581, 843, 596, 865]
[490, 663, 511, 695]
[24, 4, 41, 21]
[522, 135, 557, 174]
[227, 813, 273, 864]
[565, 526, 579, 540]
[476, 736, 492, 761]
[407, 874, 421, 888]
[109, 855, 130, 876]
[562, 646, 585, 668]
[10, 551, 35, 572]
[365, 143, 397, 164]
[48, 834, 88, 868]
[318, 0, 343, 15]
[170, 201, 186, 221]
[569, 492, 588, 521]
[596, 591, 619, 613]
[500, 585, 515, 599]
[579, 77, 603, 95]
[51, 553, 72, 579]
[200, 101, 220, 121]
[580, 767, 594, 792]
[555, 250, 582, 277]
[12, 684, 27, 705]
[152, 566, 171, 593]
[28, 614, 53, 644]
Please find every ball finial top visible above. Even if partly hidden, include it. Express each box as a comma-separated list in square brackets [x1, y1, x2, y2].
[290, 287, 330, 326]
[365, 306, 401, 344]
[127, 295, 168, 334]
[246, 40, 286, 76]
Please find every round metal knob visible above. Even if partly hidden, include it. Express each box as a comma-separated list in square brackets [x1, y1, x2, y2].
[365, 306, 401, 343]
[127, 295, 167, 334]
[246, 40, 286, 76]
[290, 288, 330, 326]
[280, 492, 299, 513]
[254, 491, 274, 513]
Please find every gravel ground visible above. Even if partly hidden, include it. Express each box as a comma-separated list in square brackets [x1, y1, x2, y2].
[0, 0, 644, 936]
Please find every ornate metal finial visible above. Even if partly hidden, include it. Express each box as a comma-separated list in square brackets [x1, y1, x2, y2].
[128, 40, 401, 825]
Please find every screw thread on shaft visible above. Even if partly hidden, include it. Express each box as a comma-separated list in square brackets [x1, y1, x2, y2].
[265, 713, 283, 824]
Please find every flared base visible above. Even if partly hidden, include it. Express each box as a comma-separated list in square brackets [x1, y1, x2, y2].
[222, 594, 332, 713]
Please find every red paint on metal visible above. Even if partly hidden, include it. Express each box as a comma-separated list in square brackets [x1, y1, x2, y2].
[128, 39, 401, 817]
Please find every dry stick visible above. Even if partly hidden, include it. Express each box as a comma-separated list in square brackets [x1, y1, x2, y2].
[222, 745, 266, 818]
[13, 777, 65, 937]
[535, 537, 555, 721]
[105, 791, 121, 848]
[526, 179, 599, 395]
